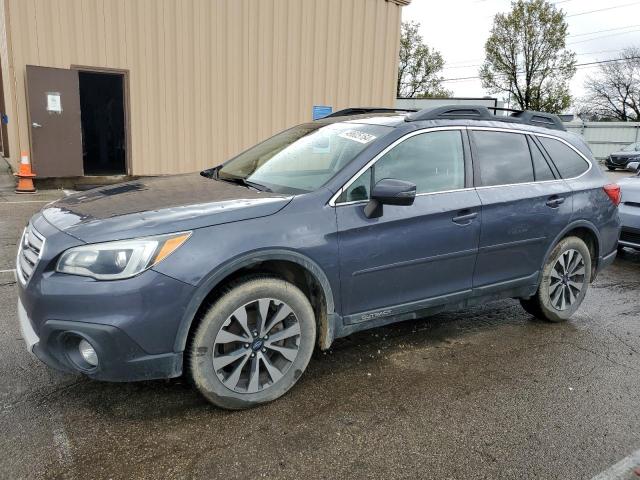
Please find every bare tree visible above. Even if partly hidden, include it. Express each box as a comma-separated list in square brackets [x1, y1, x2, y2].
[580, 48, 640, 121]
[397, 21, 450, 98]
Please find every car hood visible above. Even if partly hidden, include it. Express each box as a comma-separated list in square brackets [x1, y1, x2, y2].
[610, 151, 640, 158]
[618, 175, 640, 202]
[41, 173, 292, 243]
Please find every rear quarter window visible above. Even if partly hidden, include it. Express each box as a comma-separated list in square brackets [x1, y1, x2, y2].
[538, 137, 590, 179]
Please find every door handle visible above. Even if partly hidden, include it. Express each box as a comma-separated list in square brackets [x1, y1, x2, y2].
[31, 122, 42, 128]
[452, 210, 478, 225]
[546, 196, 565, 208]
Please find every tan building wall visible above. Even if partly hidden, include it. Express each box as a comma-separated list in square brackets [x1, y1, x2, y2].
[0, 0, 406, 176]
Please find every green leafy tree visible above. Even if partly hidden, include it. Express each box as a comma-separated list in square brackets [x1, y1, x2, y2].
[479, 0, 576, 113]
[397, 21, 451, 98]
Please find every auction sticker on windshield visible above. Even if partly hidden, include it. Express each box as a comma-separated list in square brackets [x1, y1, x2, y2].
[338, 130, 377, 144]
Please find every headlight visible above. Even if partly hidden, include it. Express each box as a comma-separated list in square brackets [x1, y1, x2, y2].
[56, 231, 191, 280]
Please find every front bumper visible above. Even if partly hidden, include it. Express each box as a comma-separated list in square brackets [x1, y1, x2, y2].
[17, 222, 197, 382]
[606, 157, 634, 168]
[18, 297, 184, 381]
[16, 213, 198, 382]
[18, 299, 39, 353]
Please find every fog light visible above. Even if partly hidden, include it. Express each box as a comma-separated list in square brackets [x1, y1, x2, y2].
[78, 339, 98, 367]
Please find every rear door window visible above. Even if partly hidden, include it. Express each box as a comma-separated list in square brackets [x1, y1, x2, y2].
[527, 136, 556, 181]
[471, 131, 534, 187]
[537, 137, 590, 179]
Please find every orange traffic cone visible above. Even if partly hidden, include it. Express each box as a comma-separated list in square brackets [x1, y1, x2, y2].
[15, 151, 36, 194]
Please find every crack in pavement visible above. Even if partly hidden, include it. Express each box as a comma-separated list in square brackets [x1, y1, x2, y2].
[604, 328, 640, 356]
[548, 340, 640, 373]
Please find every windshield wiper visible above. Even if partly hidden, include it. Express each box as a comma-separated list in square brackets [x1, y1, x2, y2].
[217, 175, 272, 192]
[245, 180, 272, 192]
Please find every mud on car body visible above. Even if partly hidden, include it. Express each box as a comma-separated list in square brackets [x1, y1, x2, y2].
[17, 105, 621, 409]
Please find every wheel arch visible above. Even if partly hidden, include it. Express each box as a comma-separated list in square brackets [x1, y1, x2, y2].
[542, 220, 601, 280]
[174, 249, 337, 353]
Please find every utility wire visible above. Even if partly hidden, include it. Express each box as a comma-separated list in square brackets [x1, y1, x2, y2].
[443, 49, 630, 71]
[440, 56, 640, 82]
[443, 27, 640, 67]
[484, 1, 639, 19]
[566, 2, 640, 17]
[437, 10, 640, 68]
[569, 24, 640, 38]
[442, 64, 625, 82]
[567, 28, 640, 44]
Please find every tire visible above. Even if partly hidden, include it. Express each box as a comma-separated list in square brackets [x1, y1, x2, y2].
[188, 276, 316, 409]
[519, 236, 592, 322]
[607, 166, 616, 171]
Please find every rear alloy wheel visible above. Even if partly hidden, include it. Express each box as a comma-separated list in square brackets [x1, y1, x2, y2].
[520, 236, 591, 322]
[547, 249, 586, 311]
[189, 276, 316, 409]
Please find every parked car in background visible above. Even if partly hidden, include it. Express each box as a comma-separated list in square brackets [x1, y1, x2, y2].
[16, 105, 621, 409]
[606, 142, 640, 171]
[618, 168, 640, 251]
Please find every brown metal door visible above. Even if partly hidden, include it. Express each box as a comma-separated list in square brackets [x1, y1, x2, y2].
[26, 65, 83, 177]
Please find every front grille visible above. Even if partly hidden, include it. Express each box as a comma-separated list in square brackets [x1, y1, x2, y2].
[620, 229, 640, 246]
[611, 156, 627, 165]
[16, 225, 45, 284]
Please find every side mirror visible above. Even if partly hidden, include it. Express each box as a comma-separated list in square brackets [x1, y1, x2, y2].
[364, 178, 416, 218]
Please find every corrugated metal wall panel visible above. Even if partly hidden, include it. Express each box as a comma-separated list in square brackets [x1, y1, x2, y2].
[1, 0, 402, 175]
[565, 122, 640, 159]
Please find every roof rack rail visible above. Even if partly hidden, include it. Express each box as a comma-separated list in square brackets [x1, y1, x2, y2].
[405, 104, 566, 131]
[324, 107, 418, 118]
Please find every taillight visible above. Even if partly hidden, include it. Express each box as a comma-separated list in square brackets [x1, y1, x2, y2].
[603, 184, 621, 206]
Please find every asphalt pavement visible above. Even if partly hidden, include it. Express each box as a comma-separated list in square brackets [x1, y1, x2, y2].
[0, 168, 639, 480]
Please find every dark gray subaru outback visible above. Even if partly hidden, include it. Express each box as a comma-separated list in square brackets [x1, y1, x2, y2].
[17, 105, 621, 409]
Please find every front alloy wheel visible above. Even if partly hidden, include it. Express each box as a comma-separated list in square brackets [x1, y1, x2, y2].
[189, 276, 316, 409]
[212, 298, 301, 394]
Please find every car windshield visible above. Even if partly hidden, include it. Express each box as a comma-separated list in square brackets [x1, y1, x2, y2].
[622, 142, 640, 152]
[216, 122, 393, 194]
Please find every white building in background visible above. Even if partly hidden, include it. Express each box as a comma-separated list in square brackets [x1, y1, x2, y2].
[396, 97, 502, 110]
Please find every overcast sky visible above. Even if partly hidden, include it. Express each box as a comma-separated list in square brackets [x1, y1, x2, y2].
[401, 0, 640, 106]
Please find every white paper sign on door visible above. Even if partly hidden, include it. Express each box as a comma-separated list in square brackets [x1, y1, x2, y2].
[46, 92, 62, 113]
